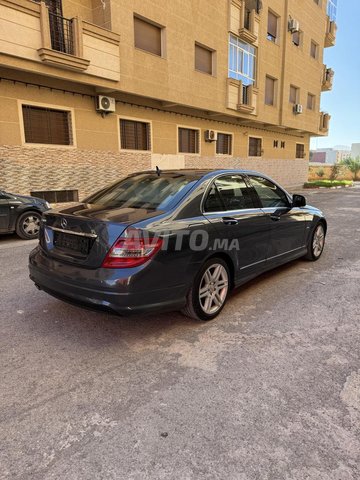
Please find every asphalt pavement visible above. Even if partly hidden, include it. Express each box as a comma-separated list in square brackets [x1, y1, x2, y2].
[0, 186, 359, 480]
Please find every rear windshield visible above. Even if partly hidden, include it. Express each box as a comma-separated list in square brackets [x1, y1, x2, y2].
[84, 173, 199, 210]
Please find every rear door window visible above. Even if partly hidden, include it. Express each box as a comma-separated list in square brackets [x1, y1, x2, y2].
[204, 175, 256, 212]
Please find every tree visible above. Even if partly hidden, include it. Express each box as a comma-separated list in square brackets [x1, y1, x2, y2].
[329, 163, 343, 181]
[341, 157, 360, 180]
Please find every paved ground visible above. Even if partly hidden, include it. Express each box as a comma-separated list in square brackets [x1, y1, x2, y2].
[0, 187, 359, 480]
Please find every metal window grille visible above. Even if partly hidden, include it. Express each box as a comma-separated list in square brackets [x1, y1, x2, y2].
[31, 190, 79, 203]
[178, 128, 199, 154]
[22, 105, 72, 145]
[216, 134, 232, 155]
[249, 137, 262, 156]
[49, 12, 74, 54]
[120, 119, 151, 150]
[296, 144, 305, 159]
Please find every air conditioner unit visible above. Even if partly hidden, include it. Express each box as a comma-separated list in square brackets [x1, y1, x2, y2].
[96, 95, 116, 113]
[205, 130, 218, 142]
[294, 104, 303, 114]
[288, 19, 300, 33]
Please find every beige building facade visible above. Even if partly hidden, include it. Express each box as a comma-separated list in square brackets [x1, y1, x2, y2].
[0, 0, 337, 199]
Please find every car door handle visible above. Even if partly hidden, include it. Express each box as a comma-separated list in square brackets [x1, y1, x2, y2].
[270, 214, 281, 222]
[222, 217, 238, 225]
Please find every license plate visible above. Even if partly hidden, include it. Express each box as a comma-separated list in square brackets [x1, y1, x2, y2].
[54, 231, 91, 255]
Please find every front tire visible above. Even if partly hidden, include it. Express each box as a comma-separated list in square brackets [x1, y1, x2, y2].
[304, 222, 326, 261]
[16, 211, 41, 240]
[182, 258, 230, 321]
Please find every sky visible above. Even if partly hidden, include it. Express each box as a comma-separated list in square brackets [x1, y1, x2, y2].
[310, 0, 360, 150]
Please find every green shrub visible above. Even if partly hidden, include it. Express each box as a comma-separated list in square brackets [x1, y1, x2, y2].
[341, 157, 360, 180]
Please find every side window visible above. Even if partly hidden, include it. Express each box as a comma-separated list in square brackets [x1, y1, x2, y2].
[249, 176, 289, 208]
[204, 175, 255, 212]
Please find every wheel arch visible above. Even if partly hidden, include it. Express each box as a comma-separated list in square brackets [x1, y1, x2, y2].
[203, 252, 235, 289]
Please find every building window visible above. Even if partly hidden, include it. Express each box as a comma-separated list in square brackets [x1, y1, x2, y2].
[120, 119, 151, 151]
[22, 105, 73, 145]
[265, 76, 276, 106]
[310, 40, 318, 59]
[281, 141, 286, 149]
[289, 85, 299, 104]
[178, 127, 199, 154]
[292, 30, 301, 46]
[195, 43, 214, 75]
[216, 133, 232, 155]
[296, 144, 305, 158]
[267, 11, 278, 42]
[273, 140, 279, 148]
[249, 137, 262, 157]
[228, 34, 256, 87]
[31, 190, 79, 203]
[327, 0, 337, 21]
[134, 16, 163, 56]
[307, 93, 315, 110]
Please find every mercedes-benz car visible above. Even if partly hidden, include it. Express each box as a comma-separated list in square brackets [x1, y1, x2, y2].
[29, 170, 327, 321]
[0, 190, 50, 240]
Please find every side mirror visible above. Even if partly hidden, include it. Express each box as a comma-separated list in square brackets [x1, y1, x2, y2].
[292, 194, 306, 208]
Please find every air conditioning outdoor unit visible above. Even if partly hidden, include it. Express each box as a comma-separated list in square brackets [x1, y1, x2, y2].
[294, 104, 303, 114]
[288, 19, 300, 33]
[205, 130, 218, 142]
[96, 95, 116, 113]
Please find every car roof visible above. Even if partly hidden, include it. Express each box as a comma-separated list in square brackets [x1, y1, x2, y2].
[132, 169, 266, 179]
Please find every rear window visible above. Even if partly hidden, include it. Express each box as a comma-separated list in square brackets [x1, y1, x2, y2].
[84, 173, 199, 210]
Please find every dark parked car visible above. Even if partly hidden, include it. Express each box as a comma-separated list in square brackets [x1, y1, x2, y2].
[0, 190, 50, 240]
[29, 170, 326, 320]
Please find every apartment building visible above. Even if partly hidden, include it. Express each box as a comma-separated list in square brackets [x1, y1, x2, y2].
[0, 0, 337, 200]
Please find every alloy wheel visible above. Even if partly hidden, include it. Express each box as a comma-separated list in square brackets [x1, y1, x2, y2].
[312, 224, 325, 258]
[198, 264, 229, 315]
[22, 214, 40, 236]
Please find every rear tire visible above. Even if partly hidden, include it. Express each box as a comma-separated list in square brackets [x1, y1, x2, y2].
[304, 222, 326, 261]
[182, 258, 230, 321]
[16, 211, 41, 240]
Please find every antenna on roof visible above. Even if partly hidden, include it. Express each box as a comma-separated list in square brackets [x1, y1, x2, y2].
[155, 166, 162, 177]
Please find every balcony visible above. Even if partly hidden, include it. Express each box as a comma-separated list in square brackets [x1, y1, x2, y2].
[226, 78, 258, 115]
[0, 0, 120, 82]
[322, 66, 334, 91]
[319, 112, 331, 135]
[229, 0, 261, 46]
[325, 16, 337, 47]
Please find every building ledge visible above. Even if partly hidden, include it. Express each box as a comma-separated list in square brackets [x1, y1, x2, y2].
[37, 48, 90, 72]
[238, 27, 257, 44]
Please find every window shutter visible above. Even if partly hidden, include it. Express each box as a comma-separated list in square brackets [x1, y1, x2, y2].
[216, 133, 232, 155]
[22, 105, 72, 145]
[267, 11, 277, 39]
[195, 44, 212, 75]
[120, 119, 151, 150]
[178, 128, 199, 154]
[289, 86, 298, 104]
[249, 137, 261, 156]
[265, 76, 275, 105]
[134, 17, 161, 56]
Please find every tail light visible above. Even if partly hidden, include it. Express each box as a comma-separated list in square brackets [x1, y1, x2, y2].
[102, 228, 163, 269]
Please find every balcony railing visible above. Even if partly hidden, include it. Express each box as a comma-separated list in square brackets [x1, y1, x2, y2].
[322, 66, 334, 91]
[325, 16, 337, 48]
[319, 112, 331, 134]
[49, 13, 74, 55]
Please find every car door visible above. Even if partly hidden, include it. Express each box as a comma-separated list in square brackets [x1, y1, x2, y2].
[0, 193, 10, 232]
[247, 175, 306, 265]
[202, 174, 270, 281]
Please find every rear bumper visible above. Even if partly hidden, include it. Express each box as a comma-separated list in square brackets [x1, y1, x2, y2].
[29, 247, 187, 315]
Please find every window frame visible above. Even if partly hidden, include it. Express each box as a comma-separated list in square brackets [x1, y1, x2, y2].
[289, 85, 299, 104]
[310, 40, 319, 60]
[265, 75, 277, 106]
[202, 174, 258, 214]
[267, 10, 279, 43]
[177, 125, 201, 155]
[195, 42, 215, 76]
[18, 100, 76, 148]
[118, 116, 153, 153]
[296, 143, 305, 159]
[247, 175, 291, 209]
[216, 131, 233, 156]
[228, 34, 257, 86]
[307, 93, 316, 110]
[248, 136, 263, 157]
[292, 30, 302, 47]
[133, 14, 166, 58]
